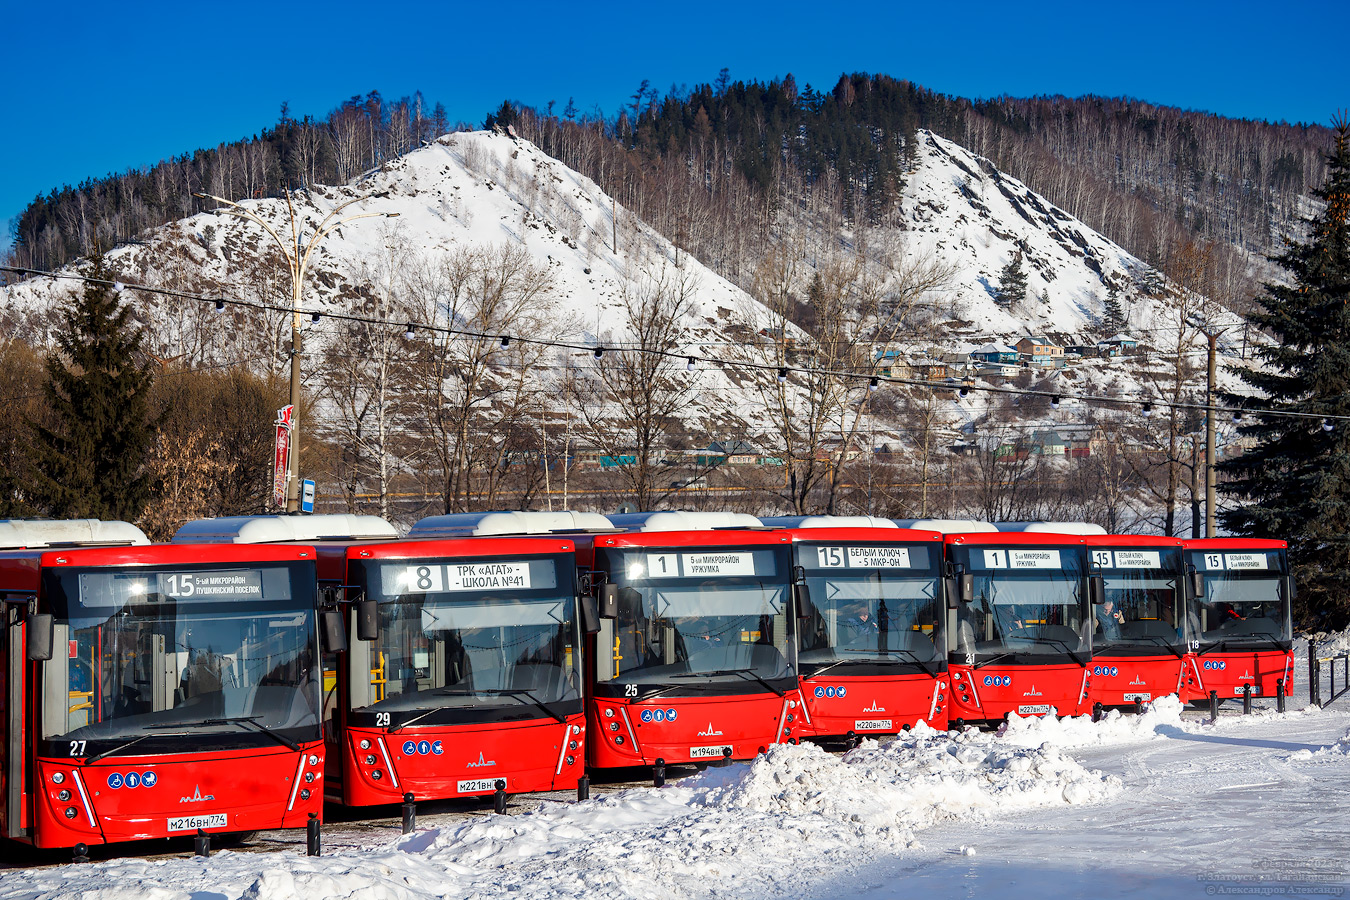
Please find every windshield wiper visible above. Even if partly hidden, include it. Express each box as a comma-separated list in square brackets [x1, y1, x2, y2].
[1104, 634, 1186, 659]
[394, 688, 567, 729]
[973, 651, 1018, 669]
[1195, 633, 1289, 655]
[85, 730, 186, 765]
[805, 652, 934, 680]
[1029, 636, 1085, 667]
[198, 716, 301, 752]
[675, 667, 786, 697]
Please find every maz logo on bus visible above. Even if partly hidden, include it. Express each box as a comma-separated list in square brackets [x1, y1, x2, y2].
[1203, 660, 1227, 670]
[982, 676, 1012, 687]
[1092, 666, 1120, 677]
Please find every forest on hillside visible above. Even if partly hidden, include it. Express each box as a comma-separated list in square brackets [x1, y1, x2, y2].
[6, 73, 1333, 315]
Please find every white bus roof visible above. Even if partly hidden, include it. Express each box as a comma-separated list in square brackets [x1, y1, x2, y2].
[0, 519, 150, 549]
[607, 511, 763, 532]
[407, 511, 615, 538]
[893, 519, 999, 534]
[995, 522, 1108, 535]
[172, 514, 398, 544]
[759, 515, 899, 529]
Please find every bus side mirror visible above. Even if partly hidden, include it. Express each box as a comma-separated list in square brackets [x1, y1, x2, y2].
[1089, 575, 1105, 605]
[321, 610, 348, 653]
[26, 613, 53, 661]
[580, 595, 601, 634]
[356, 600, 380, 641]
[1191, 572, 1205, 600]
[944, 577, 960, 610]
[959, 573, 974, 604]
[598, 585, 618, 619]
[794, 583, 815, 620]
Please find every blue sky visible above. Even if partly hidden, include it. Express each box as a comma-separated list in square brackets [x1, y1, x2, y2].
[4, 0, 1347, 255]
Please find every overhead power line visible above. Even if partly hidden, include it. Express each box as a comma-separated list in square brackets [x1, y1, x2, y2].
[4, 264, 1345, 426]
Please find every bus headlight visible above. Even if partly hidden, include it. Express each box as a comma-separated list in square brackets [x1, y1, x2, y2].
[51, 772, 65, 785]
[64, 807, 78, 819]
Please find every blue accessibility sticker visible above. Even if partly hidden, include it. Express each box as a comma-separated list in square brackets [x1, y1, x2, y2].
[403, 741, 417, 756]
[107, 772, 123, 789]
[652, 709, 666, 722]
[814, 686, 825, 698]
[665, 708, 677, 721]
[825, 686, 837, 698]
[124, 772, 141, 789]
[141, 771, 158, 788]
[640, 709, 653, 723]
[417, 740, 432, 756]
[431, 740, 443, 755]
[837, 686, 847, 699]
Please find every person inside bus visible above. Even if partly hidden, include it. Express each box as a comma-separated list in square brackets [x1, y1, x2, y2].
[1095, 598, 1124, 641]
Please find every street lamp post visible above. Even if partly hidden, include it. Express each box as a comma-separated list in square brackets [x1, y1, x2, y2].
[195, 190, 398, 512]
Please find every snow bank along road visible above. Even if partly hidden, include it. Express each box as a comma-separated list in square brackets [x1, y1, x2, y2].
[3, 699, 1348, 900]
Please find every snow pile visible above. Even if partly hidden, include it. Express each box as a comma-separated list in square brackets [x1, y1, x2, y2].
[1288, 725, 1350, 760]
[391, 730, 1119, 899]
[998, 695, 1191, 749]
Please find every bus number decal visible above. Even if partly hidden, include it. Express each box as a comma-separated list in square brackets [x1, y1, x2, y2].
[1091, 550, 1113, 568]
[69, 740, 86, 757]
[816, 547, 845, 568]
[375, 712, 391, 727]
[624, 683, 638, 697]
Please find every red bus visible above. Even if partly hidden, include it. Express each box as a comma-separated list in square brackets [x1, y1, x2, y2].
[1082, 535, 1189, 710]
[177, 514, 592, 806]
[939, 526, 1098, 725]
[1, 519, 327, 852]
[417, 512, 801, 777]
[1181, 538, 1294, 704]
[763, 517, 948, 739]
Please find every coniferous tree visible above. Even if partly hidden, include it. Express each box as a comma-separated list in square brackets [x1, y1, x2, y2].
[1102, 284, 1127, 334]
[29, 252, 156, 521]
[996, 250, 1027, 307]
[1219, 119, 1350, 627]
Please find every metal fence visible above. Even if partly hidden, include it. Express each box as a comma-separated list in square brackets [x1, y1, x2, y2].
[1308, 639, 1350, 708]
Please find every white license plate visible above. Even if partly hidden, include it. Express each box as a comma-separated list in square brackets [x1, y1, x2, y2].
[1123, 693, 1151, 702]
[167, 813, 227, 832]
[1017, 704, 1052, 715]
[854, 719, 893, 731]
[457, 779, 503, 794]
[1234, 686, 1261, 697]
[689, 745, 733, 759]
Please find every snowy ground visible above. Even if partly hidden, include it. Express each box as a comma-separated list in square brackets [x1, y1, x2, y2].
[3, 692, 1348, 900]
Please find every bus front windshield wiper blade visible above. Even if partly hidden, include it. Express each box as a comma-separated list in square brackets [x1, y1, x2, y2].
[973, 651, 1018, 669]
[86, 731, 185, 765]
[199, 715, 301, 751]
[1030, 637, 1086, 667]
[1105, 634, 1186, 659]
[398, 688, 567, 727]
[675, 667, 786, 697]
[804, 651, 934, 679]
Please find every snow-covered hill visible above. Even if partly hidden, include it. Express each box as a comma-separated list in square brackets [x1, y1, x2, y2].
[0, 128, 1255, 450]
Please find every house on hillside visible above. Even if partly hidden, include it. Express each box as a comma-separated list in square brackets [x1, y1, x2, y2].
[913, 358, 949, 381]
[1014, 336, 1066, 368]
[1096, 334, 1139, 356]
[875, 346, 914, 379]
[969, 343, 1019, 365]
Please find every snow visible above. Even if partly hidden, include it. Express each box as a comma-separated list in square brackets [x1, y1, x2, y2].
[8, 695, 1350, 899]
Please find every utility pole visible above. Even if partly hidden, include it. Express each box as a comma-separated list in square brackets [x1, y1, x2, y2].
[196, 191, 397, 511]
[1205, 332, 1217, 537]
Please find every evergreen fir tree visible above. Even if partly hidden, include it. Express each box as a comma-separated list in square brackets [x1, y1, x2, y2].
[1102, 283, 1127, 334]
[996, 250, 1028, 307]
[1219, 119, 1350, 627]
[29, 251, 156, 521]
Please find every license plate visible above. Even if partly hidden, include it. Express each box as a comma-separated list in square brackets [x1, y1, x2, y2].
[1017, 704, 1051, 715]
[854, 719, 893, 731]
[457, 779, 503, 794]
[1234, 686, 1261, 697]
[167, 813, 227, 832]
[1123, 693, 1151, 702]
[689, 745, 733, 759]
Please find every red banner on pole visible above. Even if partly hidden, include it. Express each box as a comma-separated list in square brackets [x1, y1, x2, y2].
[272, 405, 294, 508]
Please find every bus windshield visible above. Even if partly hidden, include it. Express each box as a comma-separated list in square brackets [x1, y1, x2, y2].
[951, 546, 1088, 661]
[1089, 547, 1185, 652]
[41, 562, 320, 750]
[1187, 549, 1292, 647]
[595, 547, 794, 696]
[350, 555, 580, 721]
[797, 543, 943, 676]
